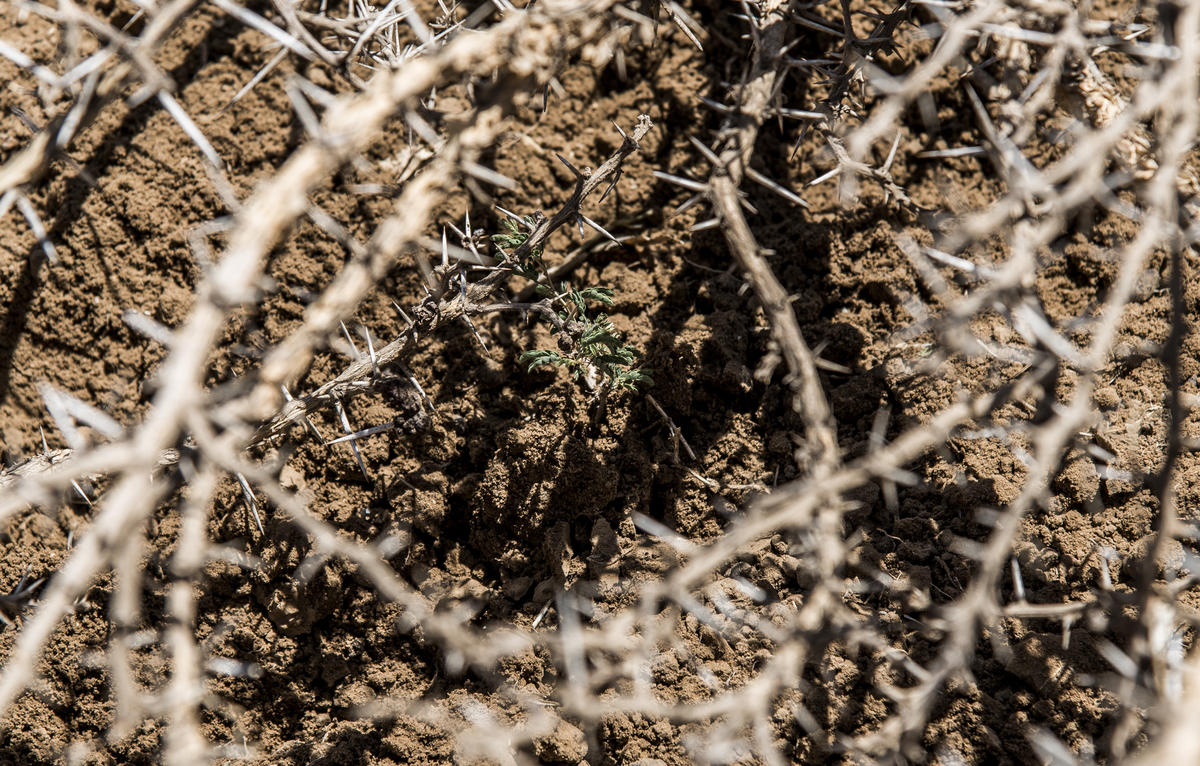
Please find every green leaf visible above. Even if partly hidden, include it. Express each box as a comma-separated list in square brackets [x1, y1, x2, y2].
[613, 368, 653, 391]
[519, 349, 564, 372]
[594, 352, 633, 367]
[578, 287, 615, 306]
[580, 323, 613, 345]
[570, 289, 587, 314]
[499, 222, 648, 396]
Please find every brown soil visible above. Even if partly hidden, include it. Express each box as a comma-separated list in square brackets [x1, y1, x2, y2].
[1, 0, 1198, 764]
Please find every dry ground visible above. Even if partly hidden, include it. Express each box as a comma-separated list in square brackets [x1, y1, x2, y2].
[1, 0, 1198, 763]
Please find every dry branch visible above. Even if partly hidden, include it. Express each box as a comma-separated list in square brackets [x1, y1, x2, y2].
[0, 0, 201, 195]
[0, 0, 638, 733]
[250, 114, 654, 446]
[707, 0, 839, 471]
[2, 0, 1199, 761]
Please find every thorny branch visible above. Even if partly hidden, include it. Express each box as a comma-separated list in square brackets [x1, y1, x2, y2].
[706, 0, 839, 472]
[250, 114, 654, 446]
[1, 0, 1199, 762]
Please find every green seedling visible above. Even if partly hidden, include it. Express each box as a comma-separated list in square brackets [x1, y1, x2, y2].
[492, 216, 651, 392]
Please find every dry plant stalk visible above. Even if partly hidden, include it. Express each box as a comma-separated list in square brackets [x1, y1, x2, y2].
[0, 0, 1199, 762]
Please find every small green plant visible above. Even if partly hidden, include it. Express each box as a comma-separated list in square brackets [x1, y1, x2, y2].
[492, 216, 651, 392]
[492, 215, 547, 281]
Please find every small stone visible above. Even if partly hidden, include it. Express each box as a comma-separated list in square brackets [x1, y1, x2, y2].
[534, 719, 587, 763]
[1133, 267, 1161, 301]
[265, 587, 304, 634]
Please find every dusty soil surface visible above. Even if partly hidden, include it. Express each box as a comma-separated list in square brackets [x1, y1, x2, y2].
[1, 0, 1198, 764]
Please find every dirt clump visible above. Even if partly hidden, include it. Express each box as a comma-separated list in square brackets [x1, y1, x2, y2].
[1, 0, 1198, 763]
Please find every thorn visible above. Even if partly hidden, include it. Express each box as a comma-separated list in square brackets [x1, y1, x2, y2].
[881, 132, 902, 173]
[808, 167, 840, 186]
[326, 421, 396, 446]
[652, 170, 709, 193]
[672, 194, 704, 217]
[0, 190, 15, 221]
[1097, 639, 1138, 680]
[123, 310, 174, 346]
[556, 153, 585, 180]
[923, 246, 987, 276]
[916, 146, 985, 159]
[426, 235, 491, 266]
[815, 357, 852, 374]
[392, 301, 415, 328]
[71, 479, 92, 506]
[400, 364, 436, 412]
[282, 385, 324, 441]
[690, 218, 722, 232]
[158, 91, 223, 168]
[579, 213, 621, 244]
[598, 169, 623, 204]
[291, 76, 336, 111]
[463, 161, 516, 190]
[333, 398, 371, 482]
[235, 473, 264, 534]
[404, 108, 441, 146]
[494, 205, 526, 225]
[208, 48, 287, 119]
[698, 96, 734, 114]
[361, 326, 378, 375]
[790, 12, 845, 37]
[57, 72, 98, 150]
[340, 321, 360, 358]
[665, 1, 704, 49]
[774, 107, 825, 121]
[790, 123, 812, 160]
[211, 0, 315, 59]
[16, 195, 57, 264]
[745, 167, 810, 208]
[633, 511, 696, 553]
[462, 314, 490, 352]
[39, 385, 84, 450]
[687, 135, 722, 166]
[1010, 557, 1026, 602]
